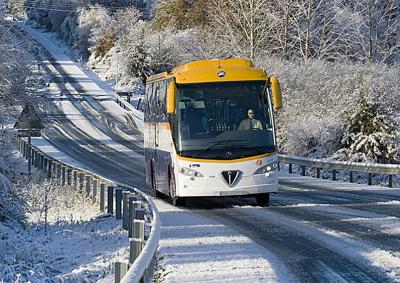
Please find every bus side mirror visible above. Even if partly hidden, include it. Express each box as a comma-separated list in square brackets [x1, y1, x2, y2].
[270, 76, 283, 109]
[167, 81, 177, 114]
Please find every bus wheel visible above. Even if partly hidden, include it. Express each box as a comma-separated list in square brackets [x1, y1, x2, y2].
[151, 163, 163, 198]
[255, 193, 270, 207]
[169, 168, 185, 206]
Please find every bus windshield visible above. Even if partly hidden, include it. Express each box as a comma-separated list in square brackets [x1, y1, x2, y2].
[175, 81, 276, 159]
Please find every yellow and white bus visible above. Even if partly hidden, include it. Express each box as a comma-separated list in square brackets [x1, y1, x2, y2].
[144, 58, 282, 206]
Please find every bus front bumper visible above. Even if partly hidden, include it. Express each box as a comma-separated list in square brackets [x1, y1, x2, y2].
[177, 172, 278, 197]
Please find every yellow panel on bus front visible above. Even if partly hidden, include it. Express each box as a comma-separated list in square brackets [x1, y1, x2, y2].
[171, 58, 267, 84]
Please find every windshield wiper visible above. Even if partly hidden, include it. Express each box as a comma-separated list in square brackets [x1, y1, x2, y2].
[194, 139, 247, 157]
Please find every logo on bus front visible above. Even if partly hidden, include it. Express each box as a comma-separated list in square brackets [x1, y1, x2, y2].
[256, 159, 262, 166]
[217, 71, 226, 78]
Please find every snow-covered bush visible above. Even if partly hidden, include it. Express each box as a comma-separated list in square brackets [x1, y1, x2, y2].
[260, 58, 400, 160]
[285, 115, 342, 158]
[65, 6, 109, 59]
[0, 172, 25, 224]
[335, 97, 400, 163]
[6, 0, 26, 17]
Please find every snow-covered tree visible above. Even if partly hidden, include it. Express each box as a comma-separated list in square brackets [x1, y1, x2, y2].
[341, 0, 400, 64]
[0, 13, 39, 126]
[207, 0, 271, 62]
[66, 5, 109, 59]
[336, 96, 400, 163]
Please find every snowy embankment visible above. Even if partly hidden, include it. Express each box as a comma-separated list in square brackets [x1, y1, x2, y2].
[0, 137, 129, 282]
[4, 19, 294, 282]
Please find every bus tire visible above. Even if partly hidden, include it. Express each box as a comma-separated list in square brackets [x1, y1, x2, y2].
[151, 163, 163, 198]
[255, 193, 270, 207]
[169, 168, 185, 206]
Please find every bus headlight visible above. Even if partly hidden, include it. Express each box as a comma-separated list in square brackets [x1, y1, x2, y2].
[180, 167, 204, 177]
[254, 162, 278, 175]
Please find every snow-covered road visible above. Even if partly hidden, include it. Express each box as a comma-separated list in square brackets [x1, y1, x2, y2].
[10, 19, 400, 282]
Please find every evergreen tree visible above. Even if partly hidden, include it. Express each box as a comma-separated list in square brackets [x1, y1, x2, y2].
[337, 96, 400, 163]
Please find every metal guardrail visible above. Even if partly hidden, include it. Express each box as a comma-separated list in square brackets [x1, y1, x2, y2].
[115, 92, 138, 112]
[279, 154, 400, 187]
[14, 137, 160, 282]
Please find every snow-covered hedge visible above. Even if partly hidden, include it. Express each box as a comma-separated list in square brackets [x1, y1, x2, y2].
[261, 59, 400, 162]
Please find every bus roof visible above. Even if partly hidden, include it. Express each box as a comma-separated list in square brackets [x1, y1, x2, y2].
[146, 58, 267, 84]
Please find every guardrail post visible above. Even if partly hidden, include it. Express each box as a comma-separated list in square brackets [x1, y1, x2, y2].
[79, 172, 85, 193]
[122, 191, 130, 229]
[27, 143, 30, 161]
[47, 160, 53, 178]
[332, 170, 337, 181]
[92, 178, 98, 200]
[43, 157, 48, 172]
[368, 173, 372, 185]
[66, 168, 72, 185]
[31, 148, 36, 166]
[20, 139, 23, 153]
[36, 152, 41, 168]
[316, 168, 321, 178]
[128, 197, 138, 237]
[107, 186, 114, 214]
[40, 154, 45, 171]
[32, 149, 35, 166]
[51, 161, 56, 178]
[21, 140, 24, 155]
[85, 175, 91, 197]
[33, 151, 38, 168]
[388, 175, 393, 188]
[115, 188, 123, 219]
[52, 161, 56, 178]
[73, 170, 78, 188]
[129, 238, 142, 264]
[34, 151, 38, 168]
[57, 163, 62, 180]
[38, 153, 42, 169]
[301, 166, 306, 176]
[115, 261, 128, 283]
[135, 208, 145, 221]
[133, 219, 145, 242]
[349, 171, 354, 183]
[100, 183, 106, 212]
[22, 140, 26, 157]
[288, 163, 292, 174]
[61, 166, 66, 186]
[54, 162, 59, 179]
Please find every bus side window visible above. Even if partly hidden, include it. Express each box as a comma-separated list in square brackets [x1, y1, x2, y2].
[145, 84, 153, 119]
[152, 83, 159, 121]
[159, 80, 167, 122]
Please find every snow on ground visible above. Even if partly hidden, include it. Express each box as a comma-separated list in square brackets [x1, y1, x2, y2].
[0, 148, 129, 282]
[154, 199, 293, 283]
[234, 203, 400, 282]
[272, 172, 400, 281]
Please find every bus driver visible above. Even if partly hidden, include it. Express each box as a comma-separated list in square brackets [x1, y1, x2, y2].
[238, 108, 263, 130]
